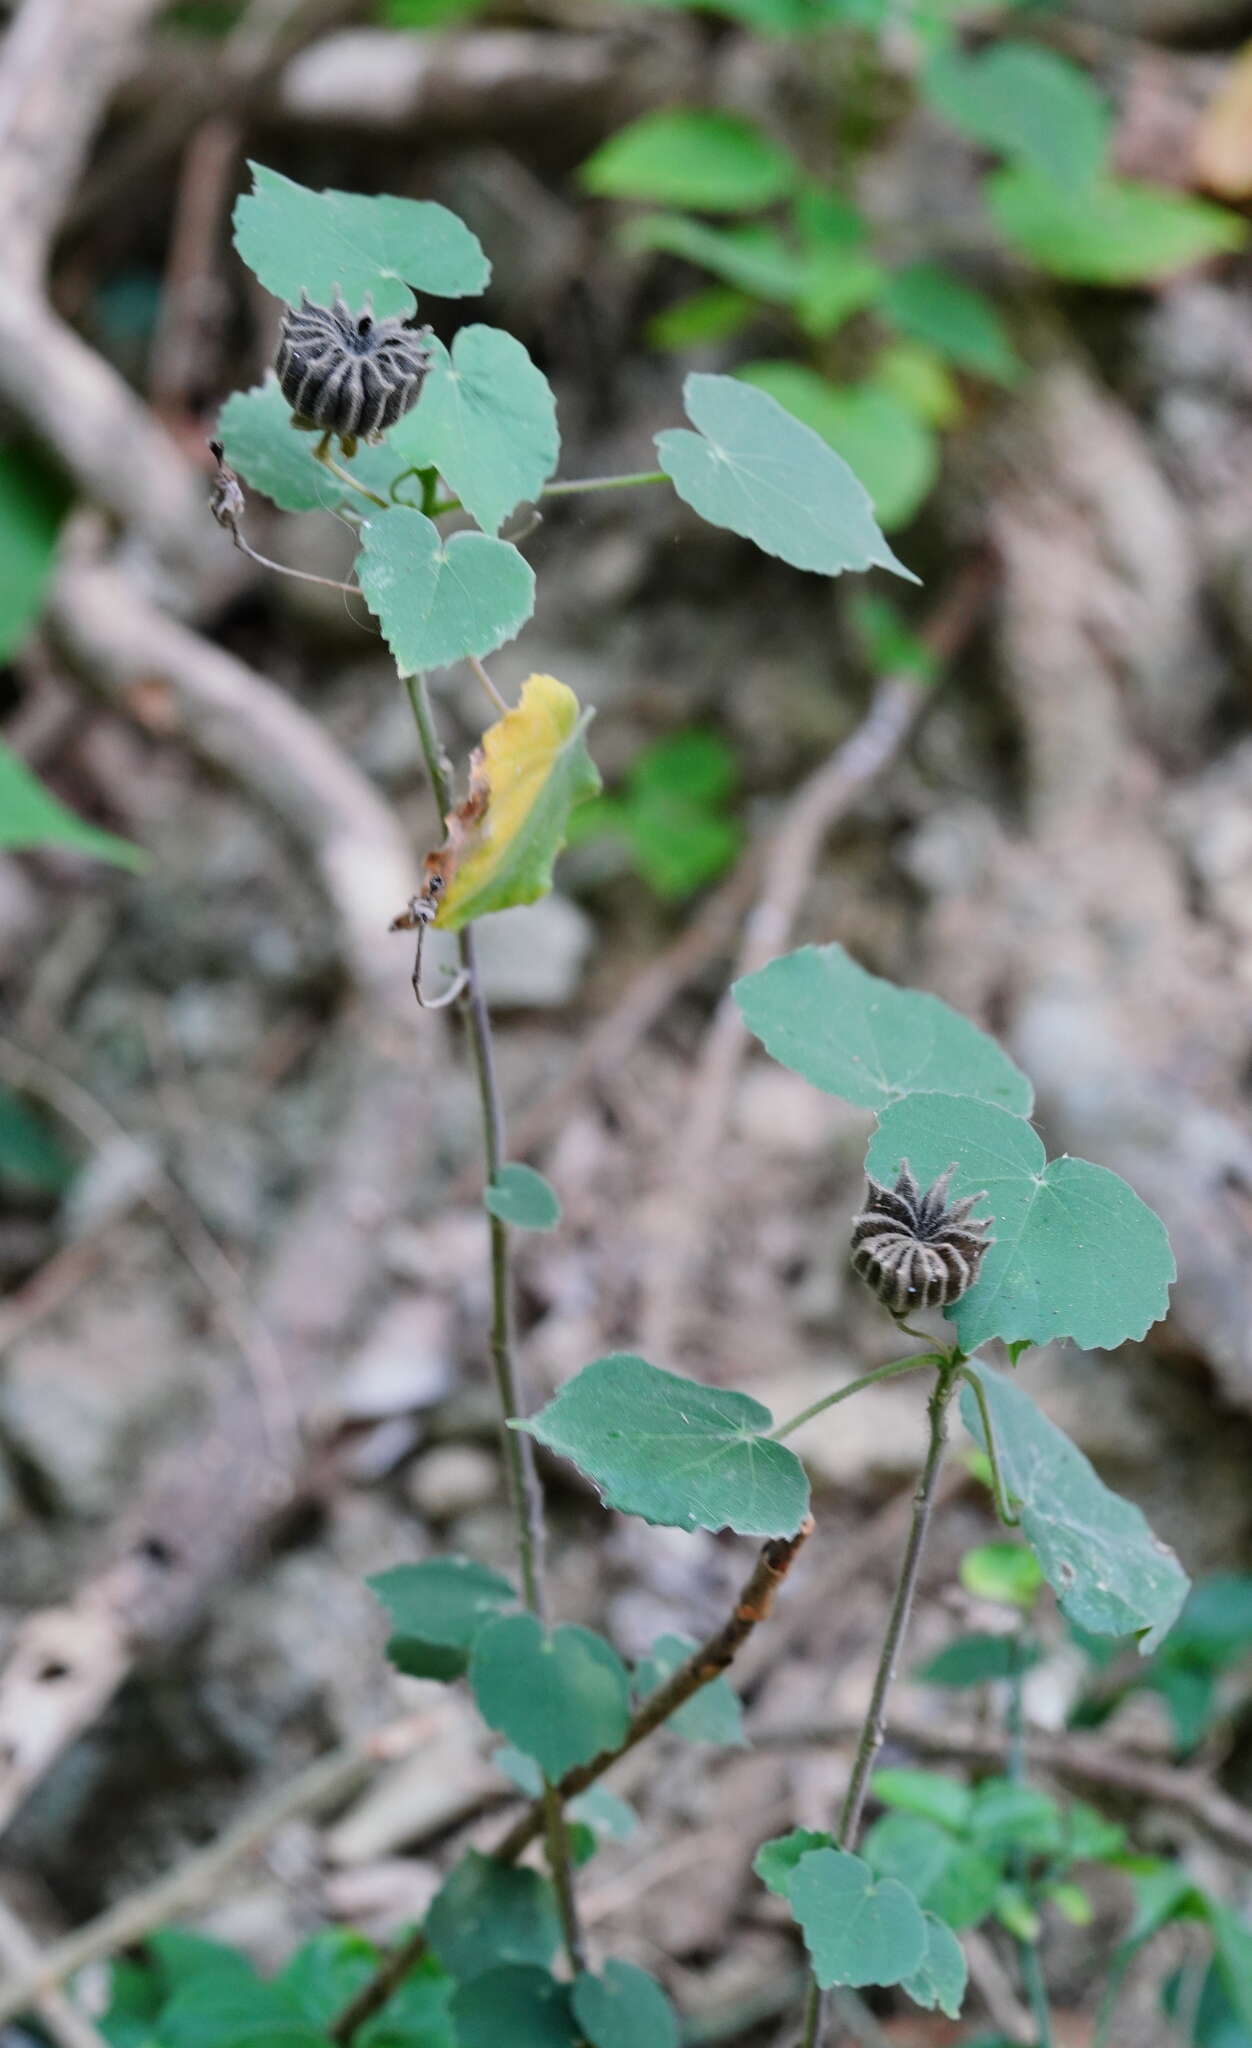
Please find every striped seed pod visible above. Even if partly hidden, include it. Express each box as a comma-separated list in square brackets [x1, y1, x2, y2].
[275, 291, 431, 452]
[850, 1161, 993, 1316]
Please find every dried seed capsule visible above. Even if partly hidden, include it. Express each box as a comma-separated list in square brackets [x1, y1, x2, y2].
[850, 1161, 993, 1315]
[275, 290, 431, 452]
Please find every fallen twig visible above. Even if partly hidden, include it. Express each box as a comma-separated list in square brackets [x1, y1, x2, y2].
[0, 1898, 112, 2048]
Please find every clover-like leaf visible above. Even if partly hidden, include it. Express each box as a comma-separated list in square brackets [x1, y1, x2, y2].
[736, 944, 1032, 1115]
[451, 1966, 578, 2048]
[233, 163, 489, 316]
[392, 327, 558, 535]
[635, 1633, 747, 1747]
[217, 375, 401, 513]
[789, 1848, 928, 1989]
[484, 1164, 561, 1231]
[356, 506, 535, 671]
[988, 166, 1247, 283]
[902, 1912, 967, 2019]
[426, 1853, 559, 1981]
[571, 1962, 679, 2048]
[0, 741, 143, 870]
[469, 1614, 631, 1779]
[656, 373, 917, 581]
[960, 1362, 1188, 1653]
[517, 1354, 810, 1537]
[433, 674, 600, 930]
[865, 1093, 1174, 1351]
[367, 1556, 516, 1680]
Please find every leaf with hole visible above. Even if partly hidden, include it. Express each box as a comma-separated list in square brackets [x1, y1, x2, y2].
[635, 1632, 747, 1747]
[470, 1615, 631, 1778]
[432, 673, 600, 930]
[572, 1962, 680, 2048]
[789, 1847, 928, 1988]
[517, 1353, 810, 1537]
[866, 1093, 1174, 1350]
[736, 944, 1032, 1115]
[451, 1966, 578, 2048]
[216, 376, 401, 513]
[656, 372, 917, 580]
[367, 1556, 516, 1680]
[233, 163, 489, 316]
[961, 1361, 1189, 1652]
[582, 110, 796, 212]
[988, 167, 1247, 283]
[903, 1912, 967, 2019]
[925, 43, 1109, 190]
[426, 1852, 560, 1981]
[356, 506, 534, 671]
[0, 741, 144, 870]
[485, 1164, 561, 1231]
[391, 327, 558, 535]
[737, 364, 937, 531]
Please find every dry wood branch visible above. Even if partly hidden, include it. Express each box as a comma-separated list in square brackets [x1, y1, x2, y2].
[753, 1714, 1252, 1862]
[328, 1518, 814, 2043]
[642, 560, 993, 1359]
[0, 1898, 112, 2048]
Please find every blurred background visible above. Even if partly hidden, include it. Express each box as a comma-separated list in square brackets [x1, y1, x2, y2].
[0, 0, 1251, 2040]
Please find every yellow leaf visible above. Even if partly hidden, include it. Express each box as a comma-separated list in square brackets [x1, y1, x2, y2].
[1194, 43, 1252, 200]
[434, 673, 599, 931]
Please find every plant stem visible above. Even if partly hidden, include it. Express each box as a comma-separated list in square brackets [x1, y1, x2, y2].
[769, 1355, 937, 1442]
[466, 651, 509, 713]
[541, 469, 668, 497]
[314, 440, 389, 509]
[801, 1359, 961, 2048]
[1007, 1635, 1055, 2048]
[403, 673, 580, 1968]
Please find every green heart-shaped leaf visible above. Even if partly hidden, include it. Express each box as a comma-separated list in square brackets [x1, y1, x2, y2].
[656, 373, 917, 581]
[902, 1912, 967, 2019]
[517, 1354, 810, 1537]
[736, 944, 1032, 1115]
[753, 1828, 834, 1898]
[367, 1556, 516, 1681]
[961, 1362, 1188, 1652]
[485, 1164, 561, 1232]
[789, 1847, 928, 1989]
[571, 1962, 679, 2048]
[216, 375, 401, 513]
[233, 163, 489, 316]
[865, 1094, 1174, 1351]
[426, 1853, 559, 1982]
[470, 1615, 631, 1779]
[635, 1633, 746, 1747]
[451, 1966, 578, 2048]
[393, 326, 559, 534]
[357, 506, 534, 670]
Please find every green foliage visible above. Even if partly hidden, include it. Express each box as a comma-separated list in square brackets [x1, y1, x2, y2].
[0, 444, 69, 661]
[959, 1541, 1043, 1609]
[0, 740, 144, 869]
[356, 508, 535, 670]
[391, 327, 558, 535]
[215, 376, 400, 512]
[582, 110, 796, 212]
[233, 164, 489, 316]
[572, 729, 741, 899]
[426, 1851, 560, 1980]
[484, 1163, 561, 1231]
[961, 1362, 1189, 1652]
[737, 363, 937, 531]
[866, 1093, 1175, 1351]
[572, 1961, 680, 2048]
[872, 1768, 971, 1832]
[655, 372, 916, 580]
[903, 1911, 968, 2018]
[851, 592, 937, 682]
[880, 263, 1019, 384]
[635, 1632, 747, 1745]
[451, 1965, 578, 2048]
[788, 1846, 928, 1989]
[0, 1086, 74, 1196]
[518, 1353, 810, 1536]
[864, 1810, 1000, 1930]
[368, 1555, 516, 1680]
[385, 0, 491, 22]
[735, 942, 1032, 1114]
[988, 168, 1248, 282]
[923, 43, 1109, 190]
[624, 212, 812, 302]
[469, 1614, 632, 1776]
[754, 1827, 835, 1895]
[1145, 1574, 1252, 1750]
[646, 285, 754, 350]
[917, 1630, 1040, 1687]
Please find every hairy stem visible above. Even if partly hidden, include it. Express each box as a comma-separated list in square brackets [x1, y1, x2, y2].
[404, 674, 578, 1963]
[801, 1360, 960, 2048]
[769, 1355, 938, 1442]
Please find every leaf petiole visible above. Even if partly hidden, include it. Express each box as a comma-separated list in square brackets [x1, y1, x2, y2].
[541, 469, 669, 498]
[769, 1355, 940, 1443]
[960, 1364, 1021, 1527]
